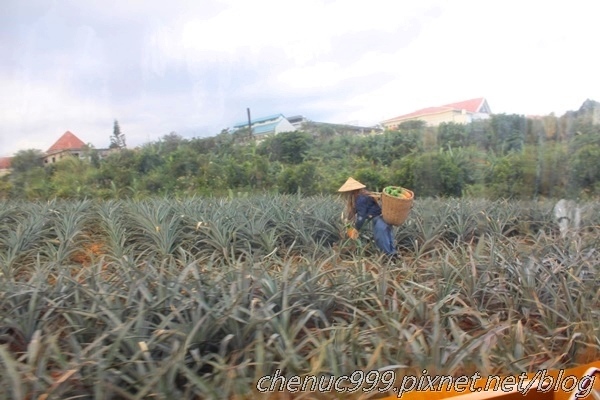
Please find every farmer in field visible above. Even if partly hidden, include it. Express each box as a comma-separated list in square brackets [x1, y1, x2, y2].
[338, 177, 398, 259]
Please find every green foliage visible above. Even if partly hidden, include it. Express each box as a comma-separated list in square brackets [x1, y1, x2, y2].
[488, 113, 528, 153]
[358, 129, 423, 166]
[109, 119, 126, 149]
[0, 178, 11, 199]
[535, 142, 569, 198]
[569, 143, 600, 193]
[397, 119, 427, 132]
[437, 122, 467, 148]
[8, 166, 52, 200]
[411, 152, 442, 197]
[51, 157, 94, 198]
[158, 131, 184, 154]
[277, 162, 319, 195]
[10, 149, 44, 173]
[388, 156, 416, 190]
[96, 149, 137, 192]
[437, 147, 470, 197]
[354, 168, 386, 192]
[483, 150, 538, 199]
[3, 102, 600, 200]
[259, 130, 313, 164]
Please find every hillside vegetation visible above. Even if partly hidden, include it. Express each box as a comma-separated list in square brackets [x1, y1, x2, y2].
[2, 100, 600, 201]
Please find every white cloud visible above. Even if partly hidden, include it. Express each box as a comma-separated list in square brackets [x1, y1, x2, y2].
[0, 77, 115, 154]
[2, 0, 600, 157]
[174, 0, 438, 65]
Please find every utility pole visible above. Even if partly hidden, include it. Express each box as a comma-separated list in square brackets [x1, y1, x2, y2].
[247, 107, 253, 139]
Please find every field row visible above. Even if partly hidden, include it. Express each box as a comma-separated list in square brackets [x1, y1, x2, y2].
[1, 195, 592, 266]
[0, 196, 599, 398]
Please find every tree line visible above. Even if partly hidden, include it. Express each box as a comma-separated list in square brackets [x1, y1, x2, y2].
[2, 100, 600, 201]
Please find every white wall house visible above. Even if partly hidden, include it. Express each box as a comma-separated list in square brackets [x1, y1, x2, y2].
[231, 114, 297, 142]
[381, 98, 492, 129]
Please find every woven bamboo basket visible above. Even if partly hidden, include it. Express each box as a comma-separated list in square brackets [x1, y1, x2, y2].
[380, 186, 414, 226]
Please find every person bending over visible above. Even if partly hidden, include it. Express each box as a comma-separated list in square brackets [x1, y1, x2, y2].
[338, 177, 397, 258]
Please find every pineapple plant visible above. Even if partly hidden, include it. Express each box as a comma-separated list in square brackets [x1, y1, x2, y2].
[0, 195, 598, 398]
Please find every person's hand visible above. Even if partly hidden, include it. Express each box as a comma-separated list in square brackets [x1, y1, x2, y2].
[347, 227, 359, 239]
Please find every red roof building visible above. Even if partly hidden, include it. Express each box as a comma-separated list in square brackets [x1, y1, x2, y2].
[42, 130, 115, 166]
[0, 157, 11, 169]
[382, 98, 492, 129]
[46, 131, 87, 154]
[0, 156, 11, 176]
[43, 131, 89, 165]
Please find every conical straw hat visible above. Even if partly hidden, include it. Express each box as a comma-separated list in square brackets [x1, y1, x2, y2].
[337, 177, 366, 192]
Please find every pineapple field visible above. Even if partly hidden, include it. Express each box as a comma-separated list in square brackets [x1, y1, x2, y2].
[0, 194, 599, 399]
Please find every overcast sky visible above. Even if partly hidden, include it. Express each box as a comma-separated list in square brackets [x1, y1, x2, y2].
[2, 0, 599, 157]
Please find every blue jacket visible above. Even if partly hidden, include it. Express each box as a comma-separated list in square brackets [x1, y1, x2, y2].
[355, 194, 382, 230]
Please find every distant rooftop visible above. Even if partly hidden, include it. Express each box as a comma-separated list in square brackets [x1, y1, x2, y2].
[252, 121, 279, 135]
[0, 156, 11, 169]
[47, 131, 87, 153]
[383, 98, 491, 124]
[233, 113, 285, 128]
